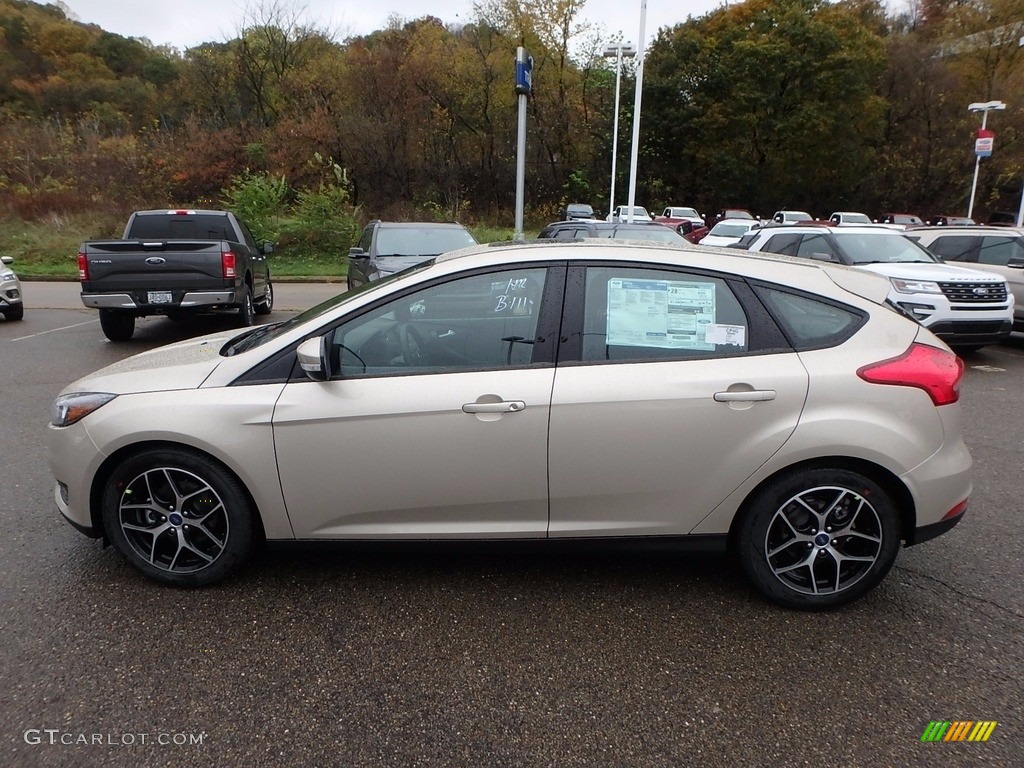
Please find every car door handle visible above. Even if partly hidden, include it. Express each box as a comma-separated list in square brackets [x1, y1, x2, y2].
[714, 390, 777, 402]
[462, 401, 526, 414]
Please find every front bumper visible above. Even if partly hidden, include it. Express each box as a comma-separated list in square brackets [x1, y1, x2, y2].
[925, 318, 1012, 345]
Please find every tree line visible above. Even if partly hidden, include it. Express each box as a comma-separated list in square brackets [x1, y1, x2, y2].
[0, 0, 1022, 234]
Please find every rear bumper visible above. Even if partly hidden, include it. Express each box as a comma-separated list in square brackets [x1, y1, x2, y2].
[82, 290, 237, 311]
[907, 507, 965, 546]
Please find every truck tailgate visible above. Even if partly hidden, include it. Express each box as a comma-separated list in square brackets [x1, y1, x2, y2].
[82, 241, 231, 291]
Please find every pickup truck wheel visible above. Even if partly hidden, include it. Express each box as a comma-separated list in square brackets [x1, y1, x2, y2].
[99, 310, 135, 341]
[254, 281, 274, 316]
[238, 286, 255, 327]
[3, 304, 24, 321]
[101, 447, 256, 587]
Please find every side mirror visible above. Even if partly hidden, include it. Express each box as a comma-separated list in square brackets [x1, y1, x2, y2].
[296, 337, 330, 382]
[774, 214, 784, 223]
[1, 255, 13, 265]
[1007, 256, 1024, 269]
[809, 252, 838, 262]
[260, 241, 275, 255]
[348, 247, 368, 259]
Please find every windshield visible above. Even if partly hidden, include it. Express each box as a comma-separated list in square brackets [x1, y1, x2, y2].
[669, 208, 699, 218]
[834, 233, 936, 264]
[375, 227, 476, 257]
[839, 213, 872, 224]
[710, 222, 754, 237]
[610, 226, 687, 243]
[222, 261, 435, 355]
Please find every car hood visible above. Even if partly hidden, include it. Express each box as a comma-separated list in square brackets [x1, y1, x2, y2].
[59, 329, 239, 396]
[857, 262, 1004, 282]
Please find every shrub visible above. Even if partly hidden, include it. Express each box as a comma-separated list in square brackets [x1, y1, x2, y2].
[220, 170, 289, 242]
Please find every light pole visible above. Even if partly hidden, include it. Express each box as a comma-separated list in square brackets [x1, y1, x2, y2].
[624, 0, 648, 223]
[966, 100, 1007, 220]
[602, 42, 636, 221]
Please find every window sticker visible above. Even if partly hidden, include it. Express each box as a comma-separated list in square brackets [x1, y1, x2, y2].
[606, 279, 718, 350]
[705, 323, 746, 346]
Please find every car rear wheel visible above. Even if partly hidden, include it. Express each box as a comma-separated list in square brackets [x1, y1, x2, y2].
[736, 468, 901, 610]
[3, 303, 23, 321]
[254, 281, 274, 316]
[99, 310, 135, 341]
[238, 286, 255, 327]
[101, 447, 256, 587]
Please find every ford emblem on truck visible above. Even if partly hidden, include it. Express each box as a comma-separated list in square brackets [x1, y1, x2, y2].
[145, 257, 167, 265]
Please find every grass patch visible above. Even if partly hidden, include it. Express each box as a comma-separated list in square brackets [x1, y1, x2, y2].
[0, 215, 539, 280]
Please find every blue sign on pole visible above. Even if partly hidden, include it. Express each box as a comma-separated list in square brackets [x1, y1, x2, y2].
[515, 49, 533, 96]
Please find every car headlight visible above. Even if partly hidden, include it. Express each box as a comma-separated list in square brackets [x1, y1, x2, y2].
[890, 278, 943, 294]
[0, 270, 15, 280]
[50, 392, 117, 427]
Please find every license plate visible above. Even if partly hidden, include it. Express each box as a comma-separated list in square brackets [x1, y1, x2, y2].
[148, 291, 173, 304]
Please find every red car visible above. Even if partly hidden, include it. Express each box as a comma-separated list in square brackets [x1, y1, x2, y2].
[653, 207, 709, 243]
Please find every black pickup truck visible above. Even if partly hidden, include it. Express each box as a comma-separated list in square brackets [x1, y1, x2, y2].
[78, 209, 274, 341]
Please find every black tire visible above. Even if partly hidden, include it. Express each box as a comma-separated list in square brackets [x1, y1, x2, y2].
[237, 285, 255, 327]
[101, 447, 256, 587]
[99, 310, 135, 341]
[735, 468, 901, 610]
[254, 280, 274, 316]
[3, 303, 24, 321]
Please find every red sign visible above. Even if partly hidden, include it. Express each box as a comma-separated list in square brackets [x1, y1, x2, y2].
[976, 128, 995, 157]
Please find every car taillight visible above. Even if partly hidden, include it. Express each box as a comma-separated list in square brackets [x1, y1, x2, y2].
[222, 251, 236, 279]
[857, 343, 964, 406]
[77, 251, 89, 281]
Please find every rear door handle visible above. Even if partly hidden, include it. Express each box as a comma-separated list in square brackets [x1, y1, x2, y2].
[462, 401, 526, 414]
[713, 390, 777, 402]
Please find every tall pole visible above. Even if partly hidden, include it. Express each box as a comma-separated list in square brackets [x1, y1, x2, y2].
[966, 110, 988, 221]
[514, 47, 532, 240]
[609, 47, 624, 218]
[625, 0, 648, 223]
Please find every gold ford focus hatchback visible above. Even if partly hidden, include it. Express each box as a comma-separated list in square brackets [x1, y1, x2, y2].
[48, 240, 971, 609]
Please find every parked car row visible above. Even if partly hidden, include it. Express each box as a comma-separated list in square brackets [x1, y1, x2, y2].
[724, 223, 1015, 351]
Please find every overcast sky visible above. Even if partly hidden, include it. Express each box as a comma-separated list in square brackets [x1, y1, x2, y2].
[62, 0, 725, 52]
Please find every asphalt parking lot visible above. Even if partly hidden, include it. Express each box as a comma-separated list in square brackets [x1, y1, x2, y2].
[1, 283, 1021, 767]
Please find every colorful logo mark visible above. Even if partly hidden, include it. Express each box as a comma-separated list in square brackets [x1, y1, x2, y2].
[921, 721, 997, 742]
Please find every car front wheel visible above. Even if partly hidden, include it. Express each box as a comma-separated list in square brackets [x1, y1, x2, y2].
[736, 468, 901, 610]
[3, 303, 23, 321]
[101, 447, 257, 587]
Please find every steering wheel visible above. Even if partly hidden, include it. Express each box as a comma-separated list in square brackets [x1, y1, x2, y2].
[397, 323, 428, 365]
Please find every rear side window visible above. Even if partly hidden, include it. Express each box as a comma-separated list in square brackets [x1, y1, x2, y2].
[755, 286, 865, 350]
[761, 233, 801, 255]
[581, 266, 750, 361]
[926, 236, 975, 261]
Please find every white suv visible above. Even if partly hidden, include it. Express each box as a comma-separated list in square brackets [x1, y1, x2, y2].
[737, 224, 1013, 350]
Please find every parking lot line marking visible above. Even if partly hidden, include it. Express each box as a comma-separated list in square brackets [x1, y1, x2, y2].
[11, 318, 98, 342]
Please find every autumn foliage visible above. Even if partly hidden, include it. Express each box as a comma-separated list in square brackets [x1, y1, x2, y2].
[1, 0, 1023, 232]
